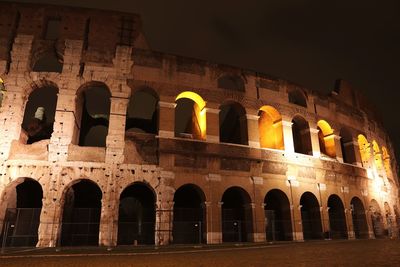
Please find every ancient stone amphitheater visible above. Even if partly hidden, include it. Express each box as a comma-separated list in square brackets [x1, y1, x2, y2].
[0, 2, 398, 248]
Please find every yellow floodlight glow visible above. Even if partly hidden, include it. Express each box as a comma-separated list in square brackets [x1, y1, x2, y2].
[382, 146, 392, 178]
[372, 140, 383, 170]
[258, 105, 284, 150]
[317, 120, 336, 158]
[175, 91, 207, 140]
[358, 134, 371, 167]
[176, 91, 206, 110]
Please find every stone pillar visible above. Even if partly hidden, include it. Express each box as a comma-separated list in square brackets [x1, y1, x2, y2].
[9, 35, 33, 73]
[158, 101, 175, 138]
[106, 97, 128, 164]
[333, 133, 344, 163]
[206, 107, 219, 143]
[205, 201, 223, 244]
[37, 201, 62, 247]
[293, 203, 304, 241]
[98, 169, 118, 246]
[321, 206, 330, 239]
[251, 202, 266, 242]
[345, 207, 355, 239]
[352, 140, 363, 167]
[309, 127, 321, 157]
[282, 119, 295, 153]
[365, 209, 376, 239]
[246, 114, 260, 148]
[49, 91, 77, 161]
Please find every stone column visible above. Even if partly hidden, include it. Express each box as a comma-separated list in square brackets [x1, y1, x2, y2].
[345, 207, 355, 239]
[158, 101, 175, 138]
[309, 127, 321, 157]
[106, 97, 128, 164]
[293, 203, 304, 241]
[365, 209, 376, 239]
[246, 114, 260, 148]
[281, 119, 295, 153]
[205, 201, 223, 244]
[98, 169, 118, 246]
[352, 140, 363, 167]
[251, 202, 266, 242]
[333, 133, 344, 163]
[205, 107, 219, 143]
[37, 200, 62, 247]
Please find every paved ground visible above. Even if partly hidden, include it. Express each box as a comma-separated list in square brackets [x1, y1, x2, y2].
[1, 239, 399, 266]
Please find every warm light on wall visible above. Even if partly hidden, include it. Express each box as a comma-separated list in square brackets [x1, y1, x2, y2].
[317, 120, 336, 158]
[372, 140, 383, 170]
[358, 134, 371, 167]
[258, 105, 284, 150]
[382, 146, 392, 179]
[175, 91, 206, 140]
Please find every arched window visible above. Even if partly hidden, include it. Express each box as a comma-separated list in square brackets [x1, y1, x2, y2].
[292, 115, 312, 155]
[175, 91, 206, 140]
[258, 106, 284, 150]
[288, 88, 307, 107]
[126, 87, 159, 134]
[32, 52, 63, 73]
[382, 147, 392, 178]
[372, 141, 383, 171]
[22, 85, 58, 144]
[317, 120, 335, 158]
[217, 74, 245, 92]
[219, 101, 248, 145]
[340, 128, 357, 164]
[357, 134, 371, 167]
[264, 189, 292, 241]
[76, 82, 111, 147]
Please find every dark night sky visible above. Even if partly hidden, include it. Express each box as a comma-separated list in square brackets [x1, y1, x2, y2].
[12, 0, 400, 163]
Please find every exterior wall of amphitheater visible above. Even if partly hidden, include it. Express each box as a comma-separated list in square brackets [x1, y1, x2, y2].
[0, 2, 398, 247]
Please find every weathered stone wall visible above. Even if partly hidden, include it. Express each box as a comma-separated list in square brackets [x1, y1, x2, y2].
[0, 2, 398, 247]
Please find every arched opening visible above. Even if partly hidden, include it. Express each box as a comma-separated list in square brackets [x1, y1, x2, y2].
[372, 141, 383, 171]
[327, 194, 348, 239]
[174, 91, 206, 140]
[173, 184, 206, 244]
[221, 187, 253, 242]
[22, 85, 58, 144]
[292, 116, 312, 155]
[219, 102, 248, 145]
[382, 147, 392, 179]
[288, 89, 307, 107]
[60, 179, 102, 246]
[126, 87, 159, 134]
[358, 134, 371, 167]
[350, 197, 369, 239]
[217, 74, 245, 92]
[369, 199, 385, 238]
[258, 106, 284, 150]
[340, 128, 357, 164]
[264, 189, 292, 241]
[117, 183, 155, 245]
[77, 83, 111, 147]
[317, 120, 336, 158]
[300, 192, 322, 240]
[1, 178, 42, 247]
[32, 52, 63, 73]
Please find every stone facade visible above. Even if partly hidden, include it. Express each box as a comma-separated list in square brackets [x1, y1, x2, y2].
[0, 2, 398, 247]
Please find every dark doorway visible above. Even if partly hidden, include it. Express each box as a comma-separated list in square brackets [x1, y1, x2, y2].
[292, 116, 312, 155]
[126, 87, 158, 134]
[300, 192, 323, 240]
[173, 184, 206, 244]
[219, 102, 248, 145]
[117, 183, 155, 245]
[351, 197, 369, 239]
[60, 180, 102, 246]
[221, 187, 253, 242]
[264, 189, 292, 241]
[3, 179, 43, 247]
[327, 195, 348, 239]
[22, 86, 58, 144]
